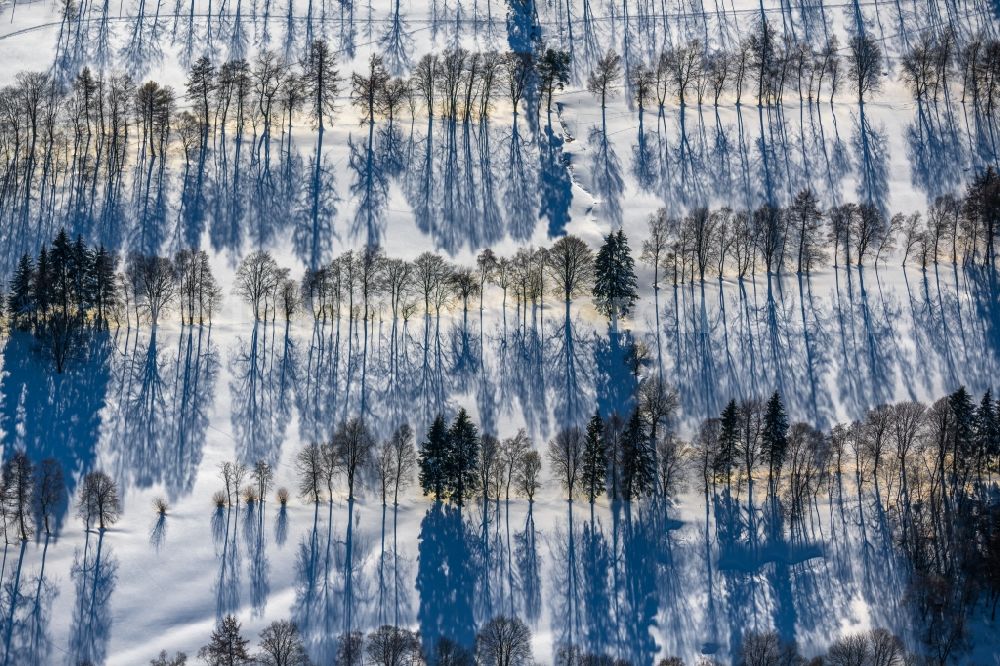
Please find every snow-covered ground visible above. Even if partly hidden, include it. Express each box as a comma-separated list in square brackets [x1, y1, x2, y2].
[0, 0, 998, 663]
[0, 263, 996, 664]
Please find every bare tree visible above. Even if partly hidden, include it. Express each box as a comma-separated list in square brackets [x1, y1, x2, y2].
[76, 471, 121, 530]
[789, 189, 825, 273]
[740, 630, 782, 666]
[587, 49, 624, 113]
[848, 33, 883, 103]
[663, 40, 703, 106]
[641, 208, 673, 289]
[826, 633, 871, 666]
[656, 435, 687, 500]
[478, 433, 502, 501]
[2, 452, 34, 541]
[330, 417, 376, 500]
[500, 430, 530, 501]
[412, 54, 438, 116]
[382, 259, 413, 324]
[257, 620, 309, 666]
[218, 461, 249, 508]
[234, 250, 281, 320]
[852, 204, 888, 266]
[279, 277, 299, 323]
[336, 631, 364, 666]
[630, 62, 656, 112]
[300, 39, 342, 131]
[450, 268, 480, 324]
[413, 252, 450, 316]
[252, 460, 274, 505]
[783, 422, 828, 522]
[502, 51, 533, 116]
[373, 437, 397, 507]
[127, 254, 176, 327]
[33, 457, 65, 536]
[475, 616, 533, 666]
[515, 451, 541, 502]
[388, 424, 416, 506]
[174, 248, 220, 325]
[547, 427, 584, 499]
[374, 424, 416, 507]
[865, 628, 906, 665]
[365, 625, 421, 666]
[296, 444, 325, 503]
[546, 235, 595, 305]
[898, 213, 924, 266]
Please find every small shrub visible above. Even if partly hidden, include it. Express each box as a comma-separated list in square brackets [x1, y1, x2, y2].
[153, 497, 168, 515]
[242, 485, 259, 505]
[213, 490, 228, 508]
[276, 487, 289, 505]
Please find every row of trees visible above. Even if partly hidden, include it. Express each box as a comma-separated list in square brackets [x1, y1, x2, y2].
[170, 613, 912, 665]
[642, 171, 1000, 284]
[291, 411, 542, 508]
[689, 386, 999, 513]
[294, 417, 414, 505]
[177, 613, 533, 666]
[5, 230, 119, 370]
[6, 169, 997, 376]
[287, 372, 677, 511]
[417, 410, 542, 506]
[194, 174, 1000, 337]
[583, 24, 885, 114]
[685, 385, 1000, 660]
[901, 30, 1000, 116]
[297, 231, 634, 331]
[545, 376, 681, 504]
[0, 449, 122, 541]
[4, 231, 227, 333]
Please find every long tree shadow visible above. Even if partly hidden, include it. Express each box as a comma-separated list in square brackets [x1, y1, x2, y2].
[68, 531, 118, 666]
[0, 331, 111, 535]
[416, 502, 476, 658]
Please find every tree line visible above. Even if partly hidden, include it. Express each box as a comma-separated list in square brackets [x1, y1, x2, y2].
[0, 448, 125, 540]
[640, 168, 1000, 285]
[158, 609, 914, 665]
[275, 383, 995, 662]
[159, 612, 538, 666]
[5, 168, 999, 375]
[2, 229, 230, 369]
[4, 22, 998, 258]
[285, 371, 678, 510]
[684, 385, 1000, 662]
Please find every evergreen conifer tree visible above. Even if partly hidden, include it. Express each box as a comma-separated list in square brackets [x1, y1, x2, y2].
[949, 386, 975, 492]
[50, 229, 74, 318]
[716, 399, 740, 491]
[91, 246, 119, 328]
[7, 253, 35, 331]
[446, 409, 480, 506]
[33, 247, 52, 323]
[593, 229, 638, 329]
[761, 391, 788, 503]
[418, 415, 450, 501]
[620, 409, 655, 500]
[974, 390, 999, 485]
[70, 234, 94, 313]
[581, 411, 607, 504]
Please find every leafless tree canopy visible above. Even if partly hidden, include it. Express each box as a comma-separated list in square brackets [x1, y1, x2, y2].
[475, 616, 533, 666]
[76, 471, 121, 530]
